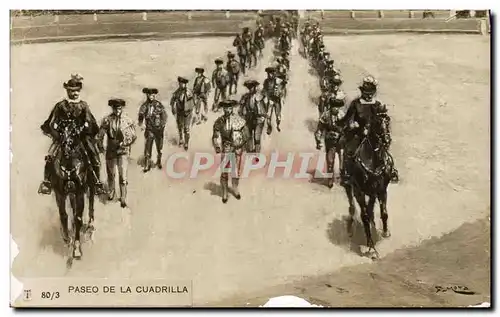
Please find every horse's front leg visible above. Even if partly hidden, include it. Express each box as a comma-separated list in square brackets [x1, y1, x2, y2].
[55, 191, 70, 245]
[354, 189, 376, 256]
[344, 183, 356, 237]
[378, 189, 391, 238]
[326, 146, 335, 188]
[88, 184, 95, 227]
[72, 192, 85, 259]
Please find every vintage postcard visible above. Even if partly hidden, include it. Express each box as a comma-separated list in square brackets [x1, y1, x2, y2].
[10, 9, 491, 308]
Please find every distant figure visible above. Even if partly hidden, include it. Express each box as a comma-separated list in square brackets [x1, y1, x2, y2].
[422, 11, 435, 19]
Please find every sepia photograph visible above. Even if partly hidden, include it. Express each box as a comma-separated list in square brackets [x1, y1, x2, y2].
[9, 6, 491, 308]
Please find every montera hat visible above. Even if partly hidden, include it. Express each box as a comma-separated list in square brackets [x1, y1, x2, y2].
[243, 79, 260, 88]
[178, 76, 189, 84]
[215, 58, 224, 64]
[195, 67, 205, 73]
[108, 98, 126, 108]
[219, 99, 238, 108]
[265, 67, 276, 73]
[142, 87, 159, 94]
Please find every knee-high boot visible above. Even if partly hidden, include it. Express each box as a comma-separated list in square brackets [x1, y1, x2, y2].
[232, 178, 241, 200]
[221, 174, 229, 204]
[119, 181, 128, 208]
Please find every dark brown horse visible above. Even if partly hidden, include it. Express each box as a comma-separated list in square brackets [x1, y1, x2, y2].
[48, 118, 97, 264]
[342, 114, 394, 259]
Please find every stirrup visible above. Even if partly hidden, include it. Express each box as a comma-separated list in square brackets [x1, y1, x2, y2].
[38, 181, 52, 195]
[94, 182, 106, 195]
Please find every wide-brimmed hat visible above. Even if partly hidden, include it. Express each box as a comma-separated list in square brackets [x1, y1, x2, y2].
[142, 87, 159, 94]
[108, 98, 126, 108]
[219, 99, 238, 108]
[195, 67, 204, 73]
[332, 91, 346, 102]
[265, 67, 276, 73]
[215, 58, 224, 65]
[359, 76, 378, 93]
[331, 74, 343, 84]
[243, 79, 260, 88]
[178, 76, 189, 84]
[63, 78, 83, 91]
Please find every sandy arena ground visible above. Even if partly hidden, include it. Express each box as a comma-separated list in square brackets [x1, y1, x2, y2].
[11, 34, 490, 306]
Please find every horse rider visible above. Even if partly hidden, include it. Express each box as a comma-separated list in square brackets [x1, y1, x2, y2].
[192, 67, 212, 124]
[138, 87, 167, 172]
[211, 58, 229, 112]
[262, 67, 284, 134]
[226, 51, 241, 95]
[212, 99, 249, 204]
[238, 79, 266, 153]
[315, 105, 344, 188]
[337, 76, 399, 185]
[96, 99, 137, 208]
[38, 75, 104, 196]
[170, 76, 194, 151]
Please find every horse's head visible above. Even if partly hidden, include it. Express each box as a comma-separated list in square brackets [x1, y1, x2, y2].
[57, 119, 86, 193]
[368, 113, 392, 160]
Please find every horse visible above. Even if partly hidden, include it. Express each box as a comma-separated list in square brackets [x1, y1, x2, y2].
[48, 118, 97, 261]
[341, 113, 394, 259]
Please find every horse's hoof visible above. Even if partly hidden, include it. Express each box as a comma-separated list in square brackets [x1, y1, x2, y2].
[222, 197, 228, 204]
[120, 201, 127, 208]
[73, 243, 82, 259]
[382, 230, 391, 238]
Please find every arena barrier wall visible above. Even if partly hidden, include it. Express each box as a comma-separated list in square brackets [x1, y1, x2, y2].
[10, 10, 489, 44]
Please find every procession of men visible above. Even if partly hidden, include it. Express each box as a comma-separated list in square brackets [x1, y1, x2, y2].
[37, 12, 400, 259]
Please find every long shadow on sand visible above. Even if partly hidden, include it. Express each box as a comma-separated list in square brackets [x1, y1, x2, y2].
[39, 225, 68, 258]
[327, 215, 381, 256]
[204, 181, 223, 198]
[307, 168, 330, 188]
[304, 118, 318, 134]
[308, 91, 320, 106]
